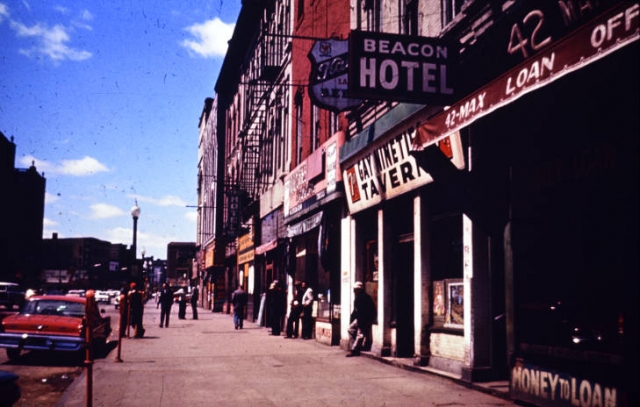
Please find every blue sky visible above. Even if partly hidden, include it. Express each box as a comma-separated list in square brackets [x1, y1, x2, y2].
[0, 0, 239, 259]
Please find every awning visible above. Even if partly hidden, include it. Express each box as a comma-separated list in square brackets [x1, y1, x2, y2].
[255, 239, 279, 255]
[412, 2, 639, 152]
[286, 211, 323, 238]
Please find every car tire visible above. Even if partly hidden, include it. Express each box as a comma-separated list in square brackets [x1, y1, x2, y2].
[6, 348, 20, 361]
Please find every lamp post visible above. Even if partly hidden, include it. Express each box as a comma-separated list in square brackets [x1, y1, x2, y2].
[130, 201, 141, 280]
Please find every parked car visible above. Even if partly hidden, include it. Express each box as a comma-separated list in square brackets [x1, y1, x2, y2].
[65, 289, 86, 297]
[0, 295, 112, 360]
[94, 290, 110, 303]
[0, 283, 25, 310]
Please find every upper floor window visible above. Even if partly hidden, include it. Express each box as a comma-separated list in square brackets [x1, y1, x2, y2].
[443, 0, 467, 26]
[403, 0, 419, 35]
[296, 99, 303, 165]
[357, 0, 381, 31]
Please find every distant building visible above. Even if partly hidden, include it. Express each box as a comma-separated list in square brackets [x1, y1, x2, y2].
[41, 234, 113, 289]
[0, 131, 46, 286]
[166, 242, 196, 286]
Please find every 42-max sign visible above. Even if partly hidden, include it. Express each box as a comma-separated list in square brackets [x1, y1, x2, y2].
[349, 30, 458, 105]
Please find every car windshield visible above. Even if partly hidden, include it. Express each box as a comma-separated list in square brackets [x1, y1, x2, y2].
[22, 300, 85, 318]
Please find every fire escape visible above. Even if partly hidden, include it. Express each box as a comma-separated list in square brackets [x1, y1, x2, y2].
[236, 26, 281, 220]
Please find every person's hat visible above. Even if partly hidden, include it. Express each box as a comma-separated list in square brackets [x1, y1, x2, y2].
[354, 281, 364, 290]
[130, 282, 137, 289]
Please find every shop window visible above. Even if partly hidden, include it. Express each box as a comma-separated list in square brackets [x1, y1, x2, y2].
[431, 213, 463, 330]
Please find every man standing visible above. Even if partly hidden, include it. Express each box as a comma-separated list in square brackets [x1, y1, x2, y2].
[190, 285, 199, 320]
[231, 285, 248, 329]
[285, 282, 303, 338]
[346, 281, 376, 357]
[300, 282, 314, 339]
[157, 283, 173, 328]
[268, 280, 286, 336]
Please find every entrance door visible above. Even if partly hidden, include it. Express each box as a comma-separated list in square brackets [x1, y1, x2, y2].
[395, 240, 414, 357]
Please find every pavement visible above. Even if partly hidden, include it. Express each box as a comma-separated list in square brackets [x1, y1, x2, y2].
[56, 300, 519, 407]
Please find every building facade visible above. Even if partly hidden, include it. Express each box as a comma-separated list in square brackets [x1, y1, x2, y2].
[0, 132, 46, 286]
[197, 1, 638, 405]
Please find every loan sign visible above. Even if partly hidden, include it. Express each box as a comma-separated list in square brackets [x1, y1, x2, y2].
[413, 2, 639, 151]
[349, 30, 458, 105]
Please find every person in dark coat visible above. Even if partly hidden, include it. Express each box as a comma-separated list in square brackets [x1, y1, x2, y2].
[231, 285, 248, 329]
[157, 283, 173, 328]
[128, 282, 145, 338]
[190, 285, 199, 320]
[268, 280, 287, 336]
[285, 282, 303, 338]
[346, 281, 376, 357]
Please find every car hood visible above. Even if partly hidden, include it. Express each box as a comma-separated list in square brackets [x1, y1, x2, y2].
[2, 314, 82, 336]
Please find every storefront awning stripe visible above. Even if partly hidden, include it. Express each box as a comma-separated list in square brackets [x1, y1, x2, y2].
[412, 2, 640, 152]
[255, 239, 279, 255]
[286, 211, 323, 238]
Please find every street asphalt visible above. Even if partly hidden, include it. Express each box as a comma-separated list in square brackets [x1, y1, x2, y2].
[55, 300, 520, 407]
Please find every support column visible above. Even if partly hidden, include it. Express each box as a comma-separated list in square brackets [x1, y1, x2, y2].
[372, 207, 392, 357]
[413, 192, 432, 365]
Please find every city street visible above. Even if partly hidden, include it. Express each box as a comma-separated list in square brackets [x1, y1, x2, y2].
[51, 300, 520, 407]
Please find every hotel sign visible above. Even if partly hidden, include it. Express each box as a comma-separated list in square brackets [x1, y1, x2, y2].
[309, 39, 363, 112]
[349, 30, 458, 105]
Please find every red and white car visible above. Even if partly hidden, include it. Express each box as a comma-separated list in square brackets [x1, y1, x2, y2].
[0, 295, 112, 360]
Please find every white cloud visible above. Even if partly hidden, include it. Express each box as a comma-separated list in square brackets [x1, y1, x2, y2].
[132, 194, 187, 207]
[45, 192, 60, 204]
[59, 156, 109, 176]
[10, 19, 92, 62]
[105, 227, 174, 259]
[20, 155, 110, 176]
[181, 17, 234, 58]
[80, 9, 93, 21]
[43, 217, 58, 227]
[184, 210, 197, 223]
[0, 3, 9, 22]
[89, 203, 125, 219]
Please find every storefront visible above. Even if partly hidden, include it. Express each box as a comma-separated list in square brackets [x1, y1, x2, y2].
[254, 206, 287, 327]
[237, 232, 255, 321]
[340, 104, 467, 362]
[409, 2, 639, 405]
[203, 239, 226, 312]
[283, 131, 345, 345]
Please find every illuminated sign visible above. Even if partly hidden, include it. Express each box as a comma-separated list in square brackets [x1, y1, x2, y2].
[308, 39, 363, 112]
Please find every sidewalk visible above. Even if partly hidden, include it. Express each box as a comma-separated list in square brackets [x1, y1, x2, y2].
[56, 300, 518, 407]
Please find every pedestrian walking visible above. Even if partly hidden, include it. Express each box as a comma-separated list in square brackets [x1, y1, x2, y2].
[128, 282, 146, 338]
[301, 282, 314, 339]
[231, 285, 248, 329]
[268, 280, 286, 336]
[190, 285, 199, 320]
[157, 283, 173, 328]
[346, 281, 376, 357]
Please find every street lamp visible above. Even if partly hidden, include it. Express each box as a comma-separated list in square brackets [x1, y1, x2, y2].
[131, 201, 141, 261]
